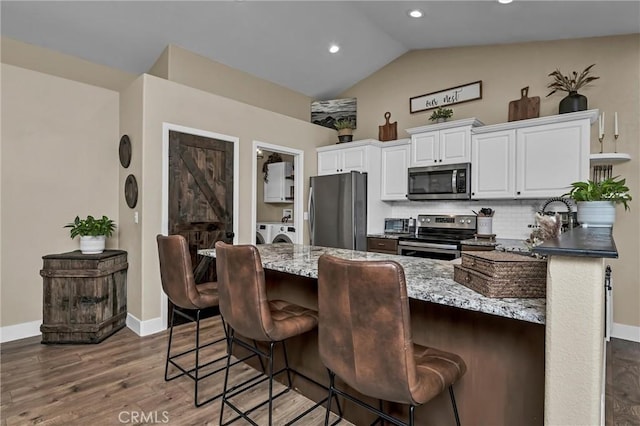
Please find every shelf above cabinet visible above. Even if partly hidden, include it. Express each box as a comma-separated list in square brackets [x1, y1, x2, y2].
[589, 153, 631, 165]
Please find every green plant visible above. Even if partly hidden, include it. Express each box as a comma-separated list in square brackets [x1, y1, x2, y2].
[564, 177, 632, 211]
[546, 63, 599, 97]
[429, 106, 453, 121]
[333, 118, 355, 130]
[64, 215, 116, 238]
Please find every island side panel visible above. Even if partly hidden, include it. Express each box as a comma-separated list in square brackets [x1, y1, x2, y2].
[257, 269, 545, 425]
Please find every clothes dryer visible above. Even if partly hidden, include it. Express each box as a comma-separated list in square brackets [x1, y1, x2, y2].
[256, 223, 272, 244]
[271, 224, 297, 243]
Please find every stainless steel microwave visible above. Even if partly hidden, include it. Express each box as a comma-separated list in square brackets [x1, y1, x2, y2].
[407, 163, 471, 200]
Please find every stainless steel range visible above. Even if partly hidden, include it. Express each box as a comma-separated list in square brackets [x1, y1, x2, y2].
[397, 214, 477, 260]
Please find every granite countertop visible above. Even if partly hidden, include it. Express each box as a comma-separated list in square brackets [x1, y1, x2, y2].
[461, 238, 530, 253]
[367, 233, 411, 239]
[199, 244, 545, 325]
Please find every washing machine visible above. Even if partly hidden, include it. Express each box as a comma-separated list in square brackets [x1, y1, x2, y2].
[271, 224, 296, 243]
[256, 222, 272, 244]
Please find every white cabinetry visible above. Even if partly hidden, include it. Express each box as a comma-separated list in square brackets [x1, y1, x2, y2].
[316, 139, 391, 234]
[317, 145, 368, 175]
[471, 110, 596, 199]
[264, 162, 294, 203]
[381, 141, 410, 201]
[406, 118, 483, 167]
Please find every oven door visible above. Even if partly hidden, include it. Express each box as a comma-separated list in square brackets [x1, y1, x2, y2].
[397, 241, 460, 261]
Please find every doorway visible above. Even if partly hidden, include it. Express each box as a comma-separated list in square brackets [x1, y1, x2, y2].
[252, 140, 304, 245]
[161, 123, 239, 328]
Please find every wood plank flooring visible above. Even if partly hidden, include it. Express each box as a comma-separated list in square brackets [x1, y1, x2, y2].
[0, 317, 348, 426]
[1, 316, 638, 425]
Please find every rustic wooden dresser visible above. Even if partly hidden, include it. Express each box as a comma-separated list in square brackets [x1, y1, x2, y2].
[40, 250, 128, 343]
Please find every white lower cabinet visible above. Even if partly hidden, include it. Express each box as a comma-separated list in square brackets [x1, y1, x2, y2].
[471, 112, 594, 199]
[381, 143, 410, 201]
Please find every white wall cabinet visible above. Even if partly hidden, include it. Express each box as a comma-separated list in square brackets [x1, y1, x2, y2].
[264, 162, 294, 203]
[316, 139, 391, 234]
[407, 118, 483, 167]
[471, 111, 596, 199]
[381, 143, 410, 201]
[317, 145, 368, 175]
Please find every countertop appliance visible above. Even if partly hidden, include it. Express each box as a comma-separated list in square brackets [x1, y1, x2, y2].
[397, 214, 477, 260]
[384, 218, 409, 234]
[407, 163, 471, 200]
[309, 171, 367, 251]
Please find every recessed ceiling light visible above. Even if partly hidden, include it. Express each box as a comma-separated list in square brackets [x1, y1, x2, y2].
[408, 9, 424, 18]
[329, 44, 340, 54]
[498, 0, 513, 4]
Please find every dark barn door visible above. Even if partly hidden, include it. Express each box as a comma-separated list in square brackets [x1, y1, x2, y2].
[168, 130, 234, 324]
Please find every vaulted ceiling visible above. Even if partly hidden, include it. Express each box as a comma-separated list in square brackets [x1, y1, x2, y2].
[2, 1, 639, 99]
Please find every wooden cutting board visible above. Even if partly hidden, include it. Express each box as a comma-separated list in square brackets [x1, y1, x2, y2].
[508, 87, 540, 122]
[378, 112, 397, 141]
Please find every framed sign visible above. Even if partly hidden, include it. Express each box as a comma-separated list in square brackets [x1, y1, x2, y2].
[410, 81, 482, 114]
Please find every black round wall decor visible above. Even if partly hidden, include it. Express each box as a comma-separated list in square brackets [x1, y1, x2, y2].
[124, 174, 138, 208]
[119, 135, 132, 168]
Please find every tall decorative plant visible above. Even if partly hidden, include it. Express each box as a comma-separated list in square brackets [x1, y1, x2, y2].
[546, 64, 599, 114]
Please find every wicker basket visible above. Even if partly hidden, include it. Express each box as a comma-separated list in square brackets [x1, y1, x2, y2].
[454, 251, 547, 298]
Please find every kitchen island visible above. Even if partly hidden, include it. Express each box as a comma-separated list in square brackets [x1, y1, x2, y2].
[200, 244, 545, 425]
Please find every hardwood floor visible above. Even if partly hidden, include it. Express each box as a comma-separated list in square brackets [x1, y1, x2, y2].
[606, 337, 640, 425]
[1, 317, 638, 425]
[0, 317, 347, 426]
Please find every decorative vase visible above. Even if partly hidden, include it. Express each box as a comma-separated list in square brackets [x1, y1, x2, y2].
[436, 118, 448, 123]
[337, 129, 353, 144]
[80, 236, 106, 254]
[576, 201, 616, 228]
[559, 91, 587, 114]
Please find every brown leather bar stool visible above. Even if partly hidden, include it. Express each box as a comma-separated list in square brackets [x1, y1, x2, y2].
[317, 254, 467, 426]
[215, 242, 334, 426]
[156, 234, 231, 407]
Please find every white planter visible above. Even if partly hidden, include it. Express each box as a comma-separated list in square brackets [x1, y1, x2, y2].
[80, 236, 106, 254]
[577, 201, 616, 228]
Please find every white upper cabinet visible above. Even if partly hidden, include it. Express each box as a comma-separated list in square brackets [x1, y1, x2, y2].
[471, 130, 516, 199]
[264, 162, 294, 203]
[471, 110, 596, 199]
[407, 118, 484, 167]
[317, 140, 376, 175]
[381, 142, 411, 201]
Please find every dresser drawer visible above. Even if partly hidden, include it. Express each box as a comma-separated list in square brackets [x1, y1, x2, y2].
[367, 237, 398, 254]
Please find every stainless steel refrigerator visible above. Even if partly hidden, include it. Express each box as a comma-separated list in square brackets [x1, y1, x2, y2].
[309, 171, 367, 250]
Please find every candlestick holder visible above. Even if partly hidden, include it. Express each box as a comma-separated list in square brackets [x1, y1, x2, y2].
[614, 134, 619, 153]
[598, 135, 604, 154]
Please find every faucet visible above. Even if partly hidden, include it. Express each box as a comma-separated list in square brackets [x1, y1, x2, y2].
[541, 197, 575, 229]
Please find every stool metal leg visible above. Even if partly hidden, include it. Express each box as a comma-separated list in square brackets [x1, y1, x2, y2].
[164, 308, 176, 381]
[449, 385, 461, 426]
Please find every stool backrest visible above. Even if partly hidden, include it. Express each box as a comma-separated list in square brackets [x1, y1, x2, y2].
[317, 253, 418, 404]
[214, 242, 273, 341]
[156, 234, 201, 310]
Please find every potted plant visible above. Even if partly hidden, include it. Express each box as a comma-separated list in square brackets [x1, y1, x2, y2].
[564, 176, 631, 228]
[429, 106, 454, 123]
[546, 63, 599, 114]
[334, 118, 355, 143]
[64, 215, 116, 254]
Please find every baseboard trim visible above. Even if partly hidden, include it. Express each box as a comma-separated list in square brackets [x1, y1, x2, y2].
[612, 322, 640, 342]
[126, 313, 165, 337]
[0, 320, 42, 343]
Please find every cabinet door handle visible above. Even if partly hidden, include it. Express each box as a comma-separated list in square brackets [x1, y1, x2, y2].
[517, 191, 521, 195]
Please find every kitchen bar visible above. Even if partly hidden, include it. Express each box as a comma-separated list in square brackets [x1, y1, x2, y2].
[199, 244, 546, 424]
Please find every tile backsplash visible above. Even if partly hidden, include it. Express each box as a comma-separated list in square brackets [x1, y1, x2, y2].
[390, 199, 556, 239]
